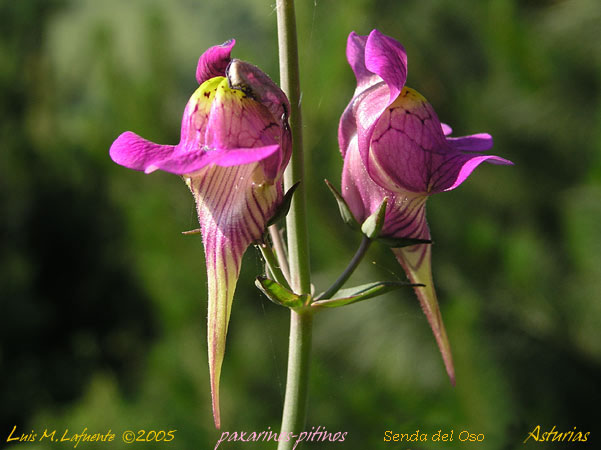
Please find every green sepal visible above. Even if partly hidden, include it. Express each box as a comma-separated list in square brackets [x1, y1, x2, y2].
[324, 179, 360, 230]
[266, 181, 300, 227]
[377, 236, 432, 248]
[360, 197, 388, 239]
[312, 281, 422, 309]
[255, 276, 309, 309]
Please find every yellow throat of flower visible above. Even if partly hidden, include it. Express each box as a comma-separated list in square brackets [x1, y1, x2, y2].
[192, 76, 249, 110]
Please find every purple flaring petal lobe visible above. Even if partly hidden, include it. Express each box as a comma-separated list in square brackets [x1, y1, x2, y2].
[393, 244, 455, 385]
[150, 145, 280, 175]
[364, 29, 407, 103]
[196, 39, 236, 85]
[188, 163, 282, 429]
[346, 32, 378, 92]
[441, 154, 513, 192]
[447, 133, 493, 152]
[341, 30, 408, 165]
[109, 131, 175, 173]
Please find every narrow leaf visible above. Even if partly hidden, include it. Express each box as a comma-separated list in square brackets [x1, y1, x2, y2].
[312, 281, 421, 309]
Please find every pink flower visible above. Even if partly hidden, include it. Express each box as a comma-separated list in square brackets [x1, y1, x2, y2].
[110, 40, 291, 428]
[339, 30, 512, 384]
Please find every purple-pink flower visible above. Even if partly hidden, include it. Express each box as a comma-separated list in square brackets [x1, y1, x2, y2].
[110, 40, 291, 428]
[339, 29, 513, 384]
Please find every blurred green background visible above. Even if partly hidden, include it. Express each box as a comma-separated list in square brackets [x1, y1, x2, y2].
[2, 0, 600, 448]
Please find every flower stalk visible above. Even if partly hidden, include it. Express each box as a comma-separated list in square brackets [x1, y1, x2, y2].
[276, 0, 313, 448]
[317, 235, 372, 300]
[257, 241, 291, 290]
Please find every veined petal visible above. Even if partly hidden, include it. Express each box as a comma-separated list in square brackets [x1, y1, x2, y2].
[109, 131, 175, 173]
[226, 59, 291, 179]
[392, 244, 455, 385]
[187, 163, 281, 429]
[196, 39, 235, 85]
[205, 79, 279, 149]
[173, 77, 285, 179]
[342, 135, 429, 238]
[369, 87, 513, 194]
[368, 87, 448, 192]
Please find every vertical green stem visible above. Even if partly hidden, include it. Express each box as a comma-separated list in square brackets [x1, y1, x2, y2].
[277, 0, 310, 295]
[276, 1, 313, 449]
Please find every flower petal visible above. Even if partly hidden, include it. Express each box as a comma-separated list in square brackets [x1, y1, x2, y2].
[367, 87, 448, 192]
[364, 29, 407, 103]
[341, 30, 408, 163]
[342, 134, 428, 239]
[151, 144, 281, 175]
[346, 32, 378, 93]
[438, 154, 514, 192]
[173, 76, 287, 179]
[446, 133, 493, 152]
[369, 87, 513, 194]
[196, 39, 236, 85]
[392, 244, 455, 385]
[188, 162, 282, 429]
[109, 131, 175, 173]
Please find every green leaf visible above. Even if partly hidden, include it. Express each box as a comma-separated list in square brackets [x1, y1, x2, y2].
[360, 197, 388, 239]
[255, 276, 308, 309]
[324, 179, 359, 230]
[266, 181, 300, 227]
[377, 236, 432, 248]
[312, 281, 422, 309]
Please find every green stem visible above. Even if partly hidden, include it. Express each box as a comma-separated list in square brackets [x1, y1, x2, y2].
[258, 241, 291, 290]
[317, 235, 372, 300]
[278, 310, 313, 450]
[276, 1, 312, 448]
[268, 225, 290, 284]
[277, 0, 310, 295]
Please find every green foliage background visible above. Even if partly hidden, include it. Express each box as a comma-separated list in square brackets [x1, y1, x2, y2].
[2, 0, 600, 448]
